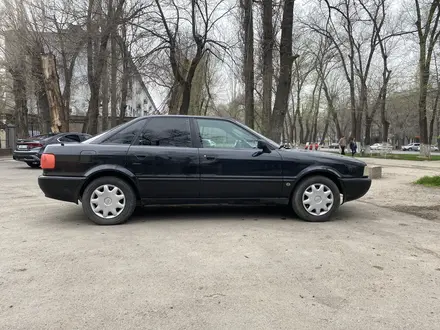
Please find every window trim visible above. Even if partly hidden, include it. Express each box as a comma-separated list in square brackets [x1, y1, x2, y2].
[192, 117, 267, 150]
[57, 134, 81, 143]
[132, 116, 196, 148]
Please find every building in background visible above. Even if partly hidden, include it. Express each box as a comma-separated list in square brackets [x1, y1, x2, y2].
[1, 27, 157, 133]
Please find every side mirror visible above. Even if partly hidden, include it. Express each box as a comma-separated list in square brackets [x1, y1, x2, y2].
[257, 140, 271, 153]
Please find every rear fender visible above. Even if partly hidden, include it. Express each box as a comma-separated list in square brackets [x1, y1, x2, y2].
[79, 165, 140, 199]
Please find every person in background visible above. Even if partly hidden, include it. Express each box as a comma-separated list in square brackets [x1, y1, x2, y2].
[339, 135, 347, 155]
[314, 142, 319, 151]
[349, 138, 357, 156]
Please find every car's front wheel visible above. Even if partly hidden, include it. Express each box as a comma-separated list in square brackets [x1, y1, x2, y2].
[292, 175, 340, 222]
[26, 162, 40, 168]
[82, 176, 137, 225]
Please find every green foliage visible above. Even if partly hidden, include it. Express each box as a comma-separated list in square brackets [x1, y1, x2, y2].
[415, 176, 440, 187]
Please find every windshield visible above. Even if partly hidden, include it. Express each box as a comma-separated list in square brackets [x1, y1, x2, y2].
[236, 122, 280, 148]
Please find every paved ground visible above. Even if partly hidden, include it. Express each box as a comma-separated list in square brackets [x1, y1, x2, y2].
[1, 159, 440, 329]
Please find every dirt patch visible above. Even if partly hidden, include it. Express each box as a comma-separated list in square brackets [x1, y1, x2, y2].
[389, 205, 440, 221]
[362, 159, 440, 221]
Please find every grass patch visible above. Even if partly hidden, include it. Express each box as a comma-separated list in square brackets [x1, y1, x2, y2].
[415, 176, 440, 187]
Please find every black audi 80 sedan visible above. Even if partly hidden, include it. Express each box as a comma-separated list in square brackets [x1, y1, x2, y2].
[38, 115, 371, 225]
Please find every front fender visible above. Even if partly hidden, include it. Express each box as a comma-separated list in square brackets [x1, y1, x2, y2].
[296, 165, 342, 181]
[284, 165, 343, 198]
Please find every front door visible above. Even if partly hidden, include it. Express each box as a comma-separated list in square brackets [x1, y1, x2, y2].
[194, 118, 283, 199]
[126, 117, 200, 200]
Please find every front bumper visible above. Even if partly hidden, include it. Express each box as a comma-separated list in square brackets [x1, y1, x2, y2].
[340, 177, 372, 203]
[13, 150, 41, 163]
[38, 175, 85, 204]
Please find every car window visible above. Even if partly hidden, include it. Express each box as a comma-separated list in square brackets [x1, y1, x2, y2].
[59, 134, 81, 142]
[102, 120, 147, 145]
[196, 119, 258, 149]
[81, 134, 92, 141]
[137, 117, 192, 148]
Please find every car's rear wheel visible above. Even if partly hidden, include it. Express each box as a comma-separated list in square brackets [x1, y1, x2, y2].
[291, 175, 340, 222]
[82, 176, 137, 225]
[26, 162, 40, 168]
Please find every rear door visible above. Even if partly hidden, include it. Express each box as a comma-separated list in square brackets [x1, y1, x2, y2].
[194, 118, 283, 199]
[126, 117, 200, 200]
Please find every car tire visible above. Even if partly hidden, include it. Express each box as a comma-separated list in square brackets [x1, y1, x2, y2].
[81, 176, 137, 225]
[26, 162, 40, 168]
[291, 175, 341, 222]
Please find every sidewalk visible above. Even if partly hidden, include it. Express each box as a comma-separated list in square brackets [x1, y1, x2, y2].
[364, 157, 440, 170]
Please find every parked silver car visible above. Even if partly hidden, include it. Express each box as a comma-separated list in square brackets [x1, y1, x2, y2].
[401, 143, 420, 151]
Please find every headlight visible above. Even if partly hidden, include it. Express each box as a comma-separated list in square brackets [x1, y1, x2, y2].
[363, 166, 369, 177]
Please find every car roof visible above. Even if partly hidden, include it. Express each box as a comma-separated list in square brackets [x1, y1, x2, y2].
[139, 114, 237, 121]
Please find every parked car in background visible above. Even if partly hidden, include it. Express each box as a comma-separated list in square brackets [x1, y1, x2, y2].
[401, 143, 420, 151]
[13, 132, 92, 168]
[369, 143, 392, 151]
[369, 143, 382, 151]
[329, 142, 339, 149]
[413, 144, 439, 152]
[38, 115, 371, 225]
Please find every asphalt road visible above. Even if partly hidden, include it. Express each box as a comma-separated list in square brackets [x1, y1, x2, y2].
[1, 159, 439, 329]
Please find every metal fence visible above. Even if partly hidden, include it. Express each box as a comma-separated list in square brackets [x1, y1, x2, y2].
[0, 123, 16, 150]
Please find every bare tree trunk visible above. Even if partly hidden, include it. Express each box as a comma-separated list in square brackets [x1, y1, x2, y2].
[168, 82, 183, 114]
[31, 47, 51, 133]
[102, 52, 109, 131]
[418, 63, 430, 145]
[119, 39, 130, 124]
[110, 34, 118, 127]
[11, 67, 28, 137]
[429, 89, 440, 145]
[320, 110, 331, 145]
[41, 54, 67, 133]
[242, 0, 255, 128]
[83, 0, 120, 133]
[312, 82, 322, 142]
[261, 0, 273, 135]
[364, 115, 373, 145]
[269, 0, 295, 143]
[179, 49, 203, 115]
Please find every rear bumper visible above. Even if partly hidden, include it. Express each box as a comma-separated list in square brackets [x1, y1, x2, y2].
[38, 175, 85, 203]
[340, 177, 372, 203]
[13, 150, 41, 163]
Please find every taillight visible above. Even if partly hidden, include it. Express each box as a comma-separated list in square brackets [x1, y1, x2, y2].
[41, 153, 56, 169]
[28, 143, 43, 149]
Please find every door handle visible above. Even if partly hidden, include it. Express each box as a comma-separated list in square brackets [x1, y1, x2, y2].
[203, 155, 216, 161]
[135, 155, 147, 159]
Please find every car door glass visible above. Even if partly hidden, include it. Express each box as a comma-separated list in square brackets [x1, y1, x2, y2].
[103, 120, 147, 144]
[196, 119, 257, 149]
[137, 117, 192, 147]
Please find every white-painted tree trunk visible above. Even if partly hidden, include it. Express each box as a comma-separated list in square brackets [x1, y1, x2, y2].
[420, 144, 431, 158]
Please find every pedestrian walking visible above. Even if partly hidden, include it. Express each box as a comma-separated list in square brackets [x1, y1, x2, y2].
[349, 138, 357, 156]
[339, 135, 347, 155]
